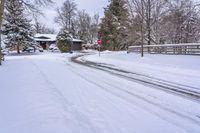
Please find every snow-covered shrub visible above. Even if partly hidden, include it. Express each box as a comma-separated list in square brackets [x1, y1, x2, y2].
[56, 29, 73, 52]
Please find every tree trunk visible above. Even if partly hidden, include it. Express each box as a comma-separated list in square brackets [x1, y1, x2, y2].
[141, 0, 144, 57]
[17, 44, 20, 54]
[147, 0, 151, 53]
[0, 0, 6, 65]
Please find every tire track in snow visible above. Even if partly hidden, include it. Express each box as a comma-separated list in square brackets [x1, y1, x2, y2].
[69, 54, 200, 133]
[29, 59, 101, 133]
[71, 54, 200, 103]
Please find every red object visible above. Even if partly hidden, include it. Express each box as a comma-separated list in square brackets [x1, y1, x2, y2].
[97, 39, 102, 45]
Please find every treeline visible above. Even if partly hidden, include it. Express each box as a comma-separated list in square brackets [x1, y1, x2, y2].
[100, 0, 200, 51]
[55, 0, 100, 44]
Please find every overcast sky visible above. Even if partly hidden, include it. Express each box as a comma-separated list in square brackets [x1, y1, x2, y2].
[40, 0, 108, 31]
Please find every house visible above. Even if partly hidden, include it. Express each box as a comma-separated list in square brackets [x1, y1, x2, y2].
[34, 34, 56, 50]
[34, 34, 83, 51]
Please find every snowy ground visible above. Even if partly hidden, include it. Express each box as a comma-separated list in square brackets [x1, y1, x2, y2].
[0, 51, 200, 133]
[83, 51, 200, 89]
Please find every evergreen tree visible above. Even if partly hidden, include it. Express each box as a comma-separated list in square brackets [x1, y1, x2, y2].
[100, 0, 129, 51]
[2, 0, 35, 54]
[56, 29, 73, 52]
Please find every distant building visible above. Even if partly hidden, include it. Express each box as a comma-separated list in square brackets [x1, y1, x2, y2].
[34, 34, 83, 51]
[71, 39, 83, 51]
[34, 34, 56, 50]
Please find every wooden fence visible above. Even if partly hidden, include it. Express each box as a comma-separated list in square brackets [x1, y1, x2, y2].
[128, 43, 200, 55]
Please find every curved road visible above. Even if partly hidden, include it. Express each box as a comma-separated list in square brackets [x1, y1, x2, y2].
[71, 53, 200, 102]
[0, 53, 200, 133]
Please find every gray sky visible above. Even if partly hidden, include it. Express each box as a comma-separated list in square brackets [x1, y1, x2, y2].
[40, 0, 108, 31]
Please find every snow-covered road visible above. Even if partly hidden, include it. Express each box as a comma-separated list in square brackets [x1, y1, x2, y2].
[0, 52, 200, 133]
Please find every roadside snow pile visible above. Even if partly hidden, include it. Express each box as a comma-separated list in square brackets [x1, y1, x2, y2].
[83, 51, 200, 88]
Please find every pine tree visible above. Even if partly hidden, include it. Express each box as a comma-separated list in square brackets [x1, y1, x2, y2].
[100, 0, 129, 51]
[56, 29, 73, 52]
[2, 0, 35, 54]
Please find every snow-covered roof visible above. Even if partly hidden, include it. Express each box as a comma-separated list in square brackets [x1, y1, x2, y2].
[34, 34, 83, 42]
[34, 34, 57, 42]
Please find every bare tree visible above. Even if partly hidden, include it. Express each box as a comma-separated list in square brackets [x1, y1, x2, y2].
[34, 18, 56, 34]
[76, 10, 91, 43]
[126, 0, 146, 45]
[127, 0, 200, 45]
[90, 13, 100, 44]
[55, 0, 100, 43]
[55, 0, 77, 34]
[151, 0, 167, 44]
[126, 0, 146, 46]
[160, 0, 200, 44]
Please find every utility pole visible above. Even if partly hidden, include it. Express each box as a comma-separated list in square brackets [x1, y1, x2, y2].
[141, 0, 144, 57]
[0, 0, 5, 65]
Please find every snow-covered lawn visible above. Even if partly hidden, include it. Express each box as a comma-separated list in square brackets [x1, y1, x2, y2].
[83, 51, 200, 88]
[0, 52, 200, 133]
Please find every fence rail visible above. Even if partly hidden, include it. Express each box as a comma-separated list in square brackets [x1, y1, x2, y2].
[128, 43, 200, 55]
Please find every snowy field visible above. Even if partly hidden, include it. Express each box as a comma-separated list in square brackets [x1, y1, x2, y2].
[83, 51, 200, 89]
[0, 51, 200, 133]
